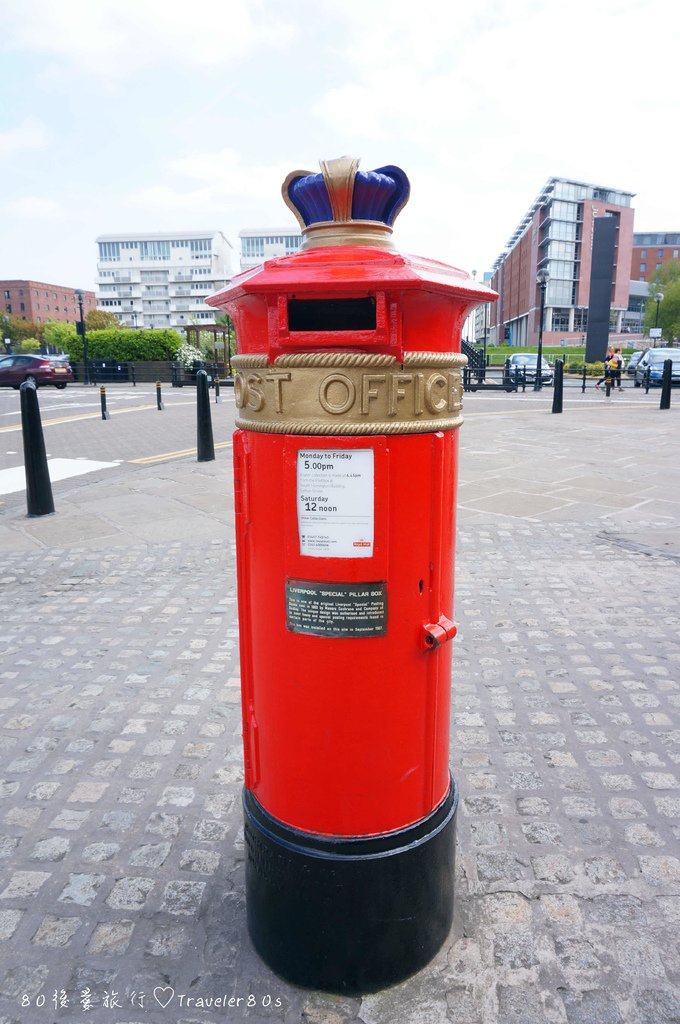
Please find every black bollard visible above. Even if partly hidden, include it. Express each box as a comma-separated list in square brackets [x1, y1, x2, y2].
[156, 381, 164, 410]
[215, 377, 222, 404]
[196, 370, 215, 462]
[552, 359, 564, 414]
[605, 377, 611, 397]
[131, 364, 136, 387]
[645, 367, 651, 394]
[660, 359, 672, 410]
[581, 364, 587, 393]
[20, 381, 55, 517]
[100, 386, 110, 420]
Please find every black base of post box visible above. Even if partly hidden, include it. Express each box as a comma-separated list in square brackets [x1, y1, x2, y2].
[243, 777, 458, 994]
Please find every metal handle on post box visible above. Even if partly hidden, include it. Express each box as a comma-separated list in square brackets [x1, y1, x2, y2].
[422, 616, 457, 651]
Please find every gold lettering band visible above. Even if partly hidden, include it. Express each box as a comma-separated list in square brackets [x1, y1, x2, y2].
[232, 352, 466, 435]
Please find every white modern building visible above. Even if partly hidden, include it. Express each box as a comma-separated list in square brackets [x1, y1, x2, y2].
[95, 231, 233, 331]
[239, 228, 302, 271]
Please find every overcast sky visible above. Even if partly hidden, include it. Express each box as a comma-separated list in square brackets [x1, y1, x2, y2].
[1, 0, 678, 289]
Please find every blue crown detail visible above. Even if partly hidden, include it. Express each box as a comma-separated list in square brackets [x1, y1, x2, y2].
[282, 157, 410, 246]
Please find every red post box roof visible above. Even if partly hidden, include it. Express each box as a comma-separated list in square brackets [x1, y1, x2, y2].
[206, 245, 496, 308]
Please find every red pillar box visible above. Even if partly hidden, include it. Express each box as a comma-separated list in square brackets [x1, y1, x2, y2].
[207, 157, 496, 994]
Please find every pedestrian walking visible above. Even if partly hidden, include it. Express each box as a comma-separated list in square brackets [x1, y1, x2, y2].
[595, 348, 616, 390]
[613, 347, 624, 391]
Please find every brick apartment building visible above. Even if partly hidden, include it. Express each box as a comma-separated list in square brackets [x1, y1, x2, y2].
[631, 232, 680, 282]
[1, 280, 96, 324]
[490, 178, 635, 347]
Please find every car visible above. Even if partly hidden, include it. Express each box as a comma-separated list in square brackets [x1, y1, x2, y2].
[634, 347, 680, 387]
[507, 353, 554, 385]
[0, 353, 74, 389]
[626, 351, 644, 376]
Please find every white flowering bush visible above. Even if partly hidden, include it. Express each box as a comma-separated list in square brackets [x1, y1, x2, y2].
[175, 342, 204, 369]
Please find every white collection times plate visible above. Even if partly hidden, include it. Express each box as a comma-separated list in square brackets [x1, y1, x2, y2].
[297, 449, 374, 559]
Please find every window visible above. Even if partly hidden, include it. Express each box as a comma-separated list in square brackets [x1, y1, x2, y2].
[658, 249, 664, 258]
[242, 237, 265, 258]
[640, 249, 646, 258]
[5, 304, 11, 313]
[640, 263, 646, 272]
[550, 200, 579, 222]
[550, 309, 571, 331]
[547, 280, 573, 306]
[190, 239, 211, 254]
[20, 303, 25, 312]
[656, 263, 662, 270]
[3, 291, 9, 300]
[547, 221, 577, 242]
[547, 241, 576, 260]
[547, 260, 575, 281]
[574, 308, 588, 331]
[98, 241, 120, 261]
[140, 240, 170, 261]
[674, 250, 679, 258]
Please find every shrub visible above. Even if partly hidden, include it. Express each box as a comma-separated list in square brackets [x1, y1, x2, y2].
[60, 328, 184, 363]
[561, 360, 606, 376]
[16, 338, 42, 353]
[175, 343, 204, 369]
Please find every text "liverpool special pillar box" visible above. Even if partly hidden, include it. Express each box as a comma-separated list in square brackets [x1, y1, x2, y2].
[206, 157, 496, 993]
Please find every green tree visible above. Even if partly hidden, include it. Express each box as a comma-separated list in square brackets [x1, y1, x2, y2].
[644, 263, 680, 340]
[16, 338, 42, 353]
[4, 316, 44, 343]
[43, 321, 78, 351]
[86, 309, 123, 330]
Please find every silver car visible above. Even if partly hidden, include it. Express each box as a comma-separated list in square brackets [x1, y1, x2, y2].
[507, 353, 554, 385]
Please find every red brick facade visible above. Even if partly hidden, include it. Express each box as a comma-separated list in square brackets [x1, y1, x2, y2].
[1, 280, 96, 324]
[631, 242, 680, 282]
[490, 182, 635, 347]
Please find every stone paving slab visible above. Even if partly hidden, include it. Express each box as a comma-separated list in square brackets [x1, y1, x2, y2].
[0, 394, 678, 1023]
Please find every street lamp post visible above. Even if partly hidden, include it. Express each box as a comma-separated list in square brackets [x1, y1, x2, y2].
[75, 290, 89, 385]
[654, 291, 664, 333]
[534, 268, 550, 392]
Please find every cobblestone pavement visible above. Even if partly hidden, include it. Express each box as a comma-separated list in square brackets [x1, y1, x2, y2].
[0, 391, 678, 1023]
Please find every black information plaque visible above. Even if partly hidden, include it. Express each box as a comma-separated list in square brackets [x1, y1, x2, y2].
[286, 579, 388, 638]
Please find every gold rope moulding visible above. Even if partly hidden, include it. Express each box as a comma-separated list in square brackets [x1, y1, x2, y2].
[235, 416, 464, 435]
[403, 352, 467, 368]
[275, 352, 397, 368]
[232, 354, 269, 368]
